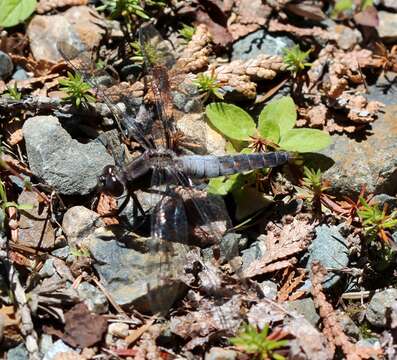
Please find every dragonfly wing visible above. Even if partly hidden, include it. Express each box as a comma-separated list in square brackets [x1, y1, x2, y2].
[165, 169, 243, 333]
[144, 167, 190, 315]
[138, 24, 179, 151]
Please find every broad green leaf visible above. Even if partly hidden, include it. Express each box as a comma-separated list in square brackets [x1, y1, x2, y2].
[257, 118, 280, 144]
[258, 96, 296, 137]
[0, 0, 37, 28]
[205, 103, 256, 141]
[207, 173, 249, 195]
[207, 175, 238, 195]
[279, 128, 332, 153]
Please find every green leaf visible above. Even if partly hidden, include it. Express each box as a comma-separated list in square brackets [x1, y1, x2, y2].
[257, 118, 280, 144]
[333, 0, 353, 14]
[207, 173, 246, 195]
[279, 128, 332, 153]
[0, 0, 37, 28]
[258, 96, 296, 138]
[205, 103, 256, 141]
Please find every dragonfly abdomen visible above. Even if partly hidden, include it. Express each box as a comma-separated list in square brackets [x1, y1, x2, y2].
[177, 152, 291, 179]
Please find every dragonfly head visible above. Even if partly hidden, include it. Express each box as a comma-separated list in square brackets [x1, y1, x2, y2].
[98, 165, 125, 197]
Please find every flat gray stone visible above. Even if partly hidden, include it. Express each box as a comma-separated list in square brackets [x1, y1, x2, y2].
[305, 225, 349, 289]
[83, 227, 187, 313]
[318, 104, 397, 196]
[378, 11, 397, 41]
[23, 116, 114, 195]
[27, 6, 105, 62]
[7, 344, 28, 360]
[232, 30, 295, 60]
[366, 288, 397, 327]
[285, 298, 320, 326]
[42, 340, 76, 360]
[77, 281, 108, 314]
[62, 206, 103, 245]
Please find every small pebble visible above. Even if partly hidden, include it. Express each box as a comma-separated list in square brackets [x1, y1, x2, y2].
[108, 322, 129, 338]
[0, 50, 13, 80]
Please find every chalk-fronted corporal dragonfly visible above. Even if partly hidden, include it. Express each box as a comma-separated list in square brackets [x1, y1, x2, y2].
[60, 24, 291, 321]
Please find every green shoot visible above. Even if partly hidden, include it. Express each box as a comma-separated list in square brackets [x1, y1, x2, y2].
[59, 72, 95, 107]
[230, 323, 288, 360]
[358, 197, 397, 245]
[97, 0, 150, 20]
[3, 84, 22, 100]
[283, 45, 312, 76]
[193, 73, 224, 101]
[130, 40, 160, 66]
[70, 245, 91, 258]
[178, 24, 196, 44]
[332, 0, 373, 17]
[295, 167, 331, 214]
[0, 177, 33, 231]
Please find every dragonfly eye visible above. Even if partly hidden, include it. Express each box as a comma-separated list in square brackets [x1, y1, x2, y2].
[98, 165, 125, 197]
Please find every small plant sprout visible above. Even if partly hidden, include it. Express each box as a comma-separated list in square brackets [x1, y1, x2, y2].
[97, 0, 149, 20]
[178, 24, 196, 44]
[130, 40, 160, 66]
[193, 72, 224, 101]
[357, 197, 397, 246]
[59, 72, 96, 107]
[295, 167, 333, 214]
[4, 83, 22, 100]
[230, 323, 288, 360]
[0, 177, 33, 231]
[283, 45, 312, 76]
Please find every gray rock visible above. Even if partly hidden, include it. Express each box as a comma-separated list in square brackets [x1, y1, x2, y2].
[12, 68, 29, 80]
[305, 225, 349, 289]
[382, 0, 397, 10]
[39, 258, 56, 278]
[377, 11, 397, 41]
[335, 310, 360, 339]
[27, 6, 105, 62]
[83, 227, 187, 313]
[205, 347, 237, 360]
[62, 206, 103, 245]
[108, 322, 129, 337]
[232, 30, 295, 60]
[332, 24, 362, 50]
[319, 105, 397, 196]
[259, 280, 278, 300]
[366, 288, 397, 327]
[51, 245, 70, 260]
[17, 191, 60, 250]
[39, 334, 53, 357]
[285, 298, 320, 326]
[7, 344, 28, 360]
[42, 340, 76, 360]
[0, 51, 13, 80]
[77, 281, 108, 313]
[23, 116, 114, 195]
[241, 236, 266, 270]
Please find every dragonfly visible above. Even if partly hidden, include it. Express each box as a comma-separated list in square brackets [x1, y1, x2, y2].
[60, 23, 291, 330]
